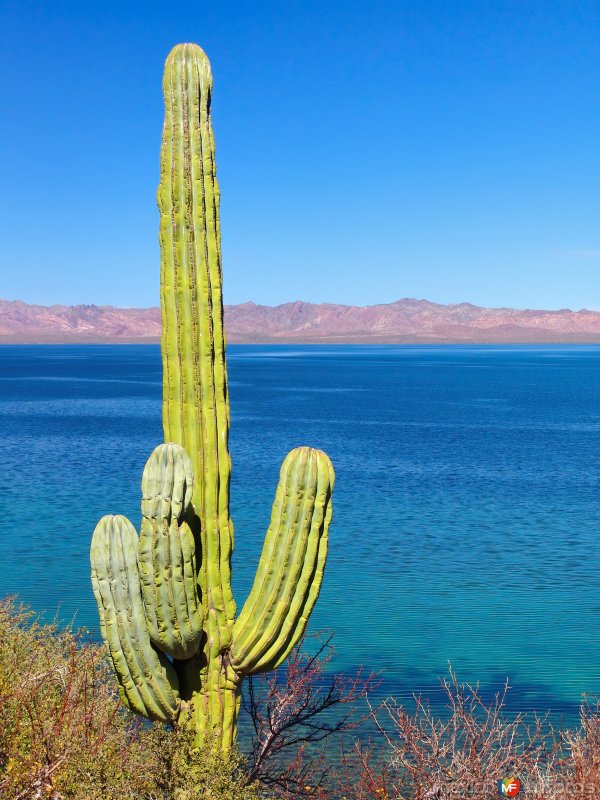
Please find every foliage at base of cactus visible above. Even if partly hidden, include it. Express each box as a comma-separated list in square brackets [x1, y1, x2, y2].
[0, 598, 264, 799]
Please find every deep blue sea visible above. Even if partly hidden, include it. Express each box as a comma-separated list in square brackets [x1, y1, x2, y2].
[1, 344, 600, 728]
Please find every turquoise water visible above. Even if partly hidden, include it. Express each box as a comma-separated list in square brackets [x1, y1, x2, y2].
[1, 343, 600, 726]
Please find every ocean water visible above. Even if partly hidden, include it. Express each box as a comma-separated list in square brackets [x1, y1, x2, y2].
[1, 343, 600, 727]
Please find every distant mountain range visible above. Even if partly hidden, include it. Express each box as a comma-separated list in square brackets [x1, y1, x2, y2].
[1, 298, 600, 344]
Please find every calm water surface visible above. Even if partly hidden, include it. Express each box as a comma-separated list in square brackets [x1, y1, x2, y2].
[1, 344, 599, 726]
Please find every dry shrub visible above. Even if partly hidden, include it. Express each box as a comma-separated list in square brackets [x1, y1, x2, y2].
[0, 597, 138, 799]
[338, 671, 554, 800]
[335, 674, 600, 800]
[534, 703, 600, 800]
[0, 597, 262, 800]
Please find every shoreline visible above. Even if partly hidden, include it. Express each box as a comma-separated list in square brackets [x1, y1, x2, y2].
[2, 335, 600, 345]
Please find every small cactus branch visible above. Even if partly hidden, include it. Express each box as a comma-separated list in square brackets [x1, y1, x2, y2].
[230, 447, 334, 675]
[138, 443, 203, 660]
[90, 515, 180, 723]
[158, 43, 235, 666]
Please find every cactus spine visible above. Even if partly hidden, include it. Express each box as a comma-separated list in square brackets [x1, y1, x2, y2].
[90, 43, 334, 751]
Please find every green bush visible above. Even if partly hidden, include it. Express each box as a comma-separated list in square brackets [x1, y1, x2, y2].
[0, 598, 263, 800]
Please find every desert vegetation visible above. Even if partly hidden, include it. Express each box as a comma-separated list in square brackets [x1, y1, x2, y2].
[3, 596, 600, 800]
[0, 597, 261, 800]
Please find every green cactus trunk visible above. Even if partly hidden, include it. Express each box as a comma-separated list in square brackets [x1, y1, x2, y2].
[90, 42, 334, 755]
[158, 42, 239, 749]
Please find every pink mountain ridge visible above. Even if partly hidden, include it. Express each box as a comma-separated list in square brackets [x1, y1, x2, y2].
[1, 297, 600, 344]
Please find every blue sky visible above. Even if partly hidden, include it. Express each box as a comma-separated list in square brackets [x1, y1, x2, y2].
[1, 0, 598, 309]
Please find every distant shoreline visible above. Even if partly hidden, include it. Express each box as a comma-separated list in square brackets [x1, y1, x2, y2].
[2, 335, 600, 346]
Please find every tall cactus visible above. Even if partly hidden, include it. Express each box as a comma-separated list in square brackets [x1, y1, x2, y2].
[90, 42, 334, 751]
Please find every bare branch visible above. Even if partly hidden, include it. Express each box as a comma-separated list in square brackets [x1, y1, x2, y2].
[242, 631, 379, 796]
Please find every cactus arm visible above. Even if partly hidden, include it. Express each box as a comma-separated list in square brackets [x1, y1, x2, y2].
[158, 44, 235, 657]
[90, 515, 180, 723]
[230, 447, 334, 675]
[255, 480, 331, 672]
[138, 443, 203, 660]
[263, 452, 335, 668]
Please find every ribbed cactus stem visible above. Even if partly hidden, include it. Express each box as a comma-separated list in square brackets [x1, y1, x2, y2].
[158, 42, 236, 744]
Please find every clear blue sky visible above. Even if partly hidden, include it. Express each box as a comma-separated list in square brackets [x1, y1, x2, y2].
[1, 0, 598, 310]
